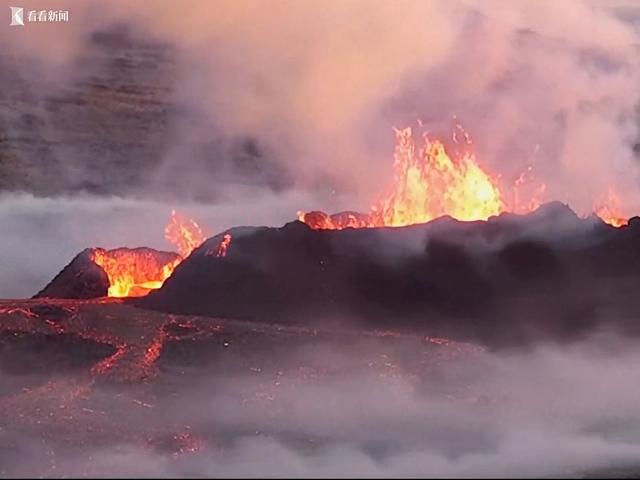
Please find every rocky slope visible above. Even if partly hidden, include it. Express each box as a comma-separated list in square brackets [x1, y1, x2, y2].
[134, 203, 640, 345]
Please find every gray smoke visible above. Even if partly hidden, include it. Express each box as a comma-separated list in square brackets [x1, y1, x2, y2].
[0, 0, 638, 210]
[3, 331, 640, 477]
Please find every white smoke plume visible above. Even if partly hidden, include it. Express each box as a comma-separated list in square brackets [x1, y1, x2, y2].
[0, 0, 638, 211]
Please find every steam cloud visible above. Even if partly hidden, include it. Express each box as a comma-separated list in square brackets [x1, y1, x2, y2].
[0, 0, 638, 209]
[4, 332, 640, 477]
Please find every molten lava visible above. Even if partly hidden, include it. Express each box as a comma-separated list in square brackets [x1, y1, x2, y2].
[207, 234, 232, 257]
[298, 124, 628, 230]
[374, 127, 503, 225]
[91, 211, 208, 298]
[91, 248, 181, 298]
[299, 126, 525, 229]
[595, 190, 629, 227]
[165, 210, 206, 258]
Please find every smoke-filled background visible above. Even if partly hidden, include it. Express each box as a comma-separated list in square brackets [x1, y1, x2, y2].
[4, 2, 640, 477]
[1, 0, 640, 297]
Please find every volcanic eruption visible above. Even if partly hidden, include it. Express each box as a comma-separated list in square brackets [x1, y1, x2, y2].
[164, 210, 206, 258]
[90, 247, 182, 298]
[3, 1, 640, 476]
[35, 211, 208, 299]
[298, 124, 628, 230]
[34, 123, 631, 303]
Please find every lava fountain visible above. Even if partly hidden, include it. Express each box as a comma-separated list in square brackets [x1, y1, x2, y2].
[91, 248, 182, 298]
[91, 211, 206, 298]
[298, 125, 627, 229]
[164, 210, 206, 258]
[594, 189, 629, 228]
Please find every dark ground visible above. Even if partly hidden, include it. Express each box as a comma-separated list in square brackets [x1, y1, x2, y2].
[1, 296, 640, 477]
[0, 296, 484, 476]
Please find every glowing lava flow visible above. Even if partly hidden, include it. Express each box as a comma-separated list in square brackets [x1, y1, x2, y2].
[595, 189, 629, 228]
[92, 211, 207, 298]
[91, 248, 181, 298]
[298, 125, 628, 229]
[207, 234, 232, 257]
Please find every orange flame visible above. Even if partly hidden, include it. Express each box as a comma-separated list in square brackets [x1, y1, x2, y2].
[165, 209, 206, 258]
[207, 234, 232, 257]
[298, 124, 629, 230]
[93, 210, 207, 298]
[91, 248, 181, 298]
[373, 127, 504, 225]
[300, 125, 540, 230]
[595, 190, 629, 227]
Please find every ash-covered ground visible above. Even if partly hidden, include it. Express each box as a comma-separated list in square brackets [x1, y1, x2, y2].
[2, 297, 640, 477]
[0, 199, 639, 477]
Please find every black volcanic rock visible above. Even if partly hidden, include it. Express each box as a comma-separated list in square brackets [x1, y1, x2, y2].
[136, 203, 640, 345]
[141, 225, 346, 321]
[497, 240, 560, 280]
[529, 200, 579, 222]
[34, 249, 109, 299]
[34, 247, 181, 299]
